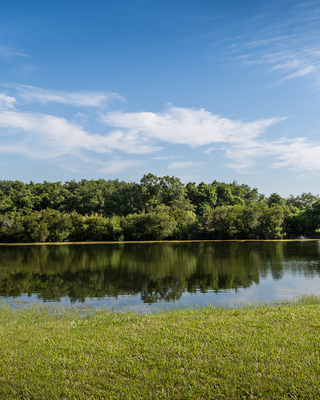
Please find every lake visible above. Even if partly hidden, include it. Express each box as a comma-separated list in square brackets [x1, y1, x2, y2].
[0, 241, 320, 313]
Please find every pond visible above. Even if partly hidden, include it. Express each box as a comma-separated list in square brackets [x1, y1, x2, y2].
[0, 241, 320, 313]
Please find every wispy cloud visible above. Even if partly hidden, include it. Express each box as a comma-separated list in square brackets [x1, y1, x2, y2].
[0, 46, 29, 58]
[101, 104, 282, 147]
[271, 138, 320, 172]
[223, 137, 320, 175]
[0, 93, 16, 110]
[9, 84, 124, 108]
[101, 105, 320, 175]
[228, 2, 320, 87]
[283, 66, 317, 80]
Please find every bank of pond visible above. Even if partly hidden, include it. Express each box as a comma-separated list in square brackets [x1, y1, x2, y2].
[1, 296, 320, 399]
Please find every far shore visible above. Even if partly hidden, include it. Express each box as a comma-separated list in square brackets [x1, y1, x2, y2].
[0, 238, 319, 246]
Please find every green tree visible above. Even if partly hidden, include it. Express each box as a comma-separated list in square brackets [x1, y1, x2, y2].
[172, 209, 199, 239]
[186, 182, 217, 215]
[286, 201, 320, 237]
[140, 173, 162, 211]
[23, 212, 49, 242]
[267, 193, 286, 207]
[201, 205, 244, 239]
[121, 205, 177, 240]
[260, 205, 285, 239]
[41, 209, 72, 242]
[286, 192, 320, 211]
[213, 182, 244, 207]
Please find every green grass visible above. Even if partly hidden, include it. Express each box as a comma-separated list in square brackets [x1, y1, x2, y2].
[1, 296, 320, 399]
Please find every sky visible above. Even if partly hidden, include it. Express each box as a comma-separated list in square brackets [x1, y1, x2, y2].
[1, 0, 320, 196]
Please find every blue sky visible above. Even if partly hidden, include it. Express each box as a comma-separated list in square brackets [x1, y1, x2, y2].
[1, 0, 320, 196]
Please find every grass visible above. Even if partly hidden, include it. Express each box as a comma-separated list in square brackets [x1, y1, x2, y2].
[1, 296, 320, 399]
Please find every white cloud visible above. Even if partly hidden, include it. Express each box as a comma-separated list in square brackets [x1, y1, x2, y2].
[0, 110, 101, 158]
[0, 109, 160, 159]
[0, 93, 16, 110]
[101, 105, 282, 147]
[223, 136, 320, 175]
[270, 59, 302, 71]
[10, 84, 124, 108]
[284, 65, 317, 79]
[0, 91, 319, 176]
[271, 138, 320, 172]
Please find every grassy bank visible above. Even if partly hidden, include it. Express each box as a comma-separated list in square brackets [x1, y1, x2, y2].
[1, 297, 320, 399]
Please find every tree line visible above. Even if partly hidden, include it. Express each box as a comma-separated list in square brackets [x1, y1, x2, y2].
[0, 173, 319, 242]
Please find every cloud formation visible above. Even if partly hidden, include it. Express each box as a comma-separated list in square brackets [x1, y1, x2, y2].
[0, 86, 320, 176]
[223, 137, 320, 174]
[9, 84, 124, 108]
[230, 2, 320, 86]
[101, 105, 282, 147]
[0, 94, 16, 110]
[0, 110, 160, 157]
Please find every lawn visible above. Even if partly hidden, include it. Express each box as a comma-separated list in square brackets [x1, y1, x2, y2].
[1, 296, 320, 399]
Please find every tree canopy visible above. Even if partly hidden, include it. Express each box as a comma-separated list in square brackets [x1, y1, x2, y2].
[0, 174, 319, 242]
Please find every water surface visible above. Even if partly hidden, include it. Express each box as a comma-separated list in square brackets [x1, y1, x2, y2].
[0, 241, 319, 312]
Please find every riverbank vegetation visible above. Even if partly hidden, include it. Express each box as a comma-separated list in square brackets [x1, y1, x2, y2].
[1, 296, 320, 399]
[1, 174, 320, 242]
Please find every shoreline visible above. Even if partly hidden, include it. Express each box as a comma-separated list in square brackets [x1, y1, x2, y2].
[0, 238, 319, 246]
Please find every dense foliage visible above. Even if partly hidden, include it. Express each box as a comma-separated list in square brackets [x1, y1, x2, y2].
[0, 174, 319, 242]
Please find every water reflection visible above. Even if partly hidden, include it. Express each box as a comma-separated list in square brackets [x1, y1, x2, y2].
[1, 241, 320, 308]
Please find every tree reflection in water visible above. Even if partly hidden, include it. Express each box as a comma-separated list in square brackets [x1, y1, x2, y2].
[0, 241, 319, 303]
